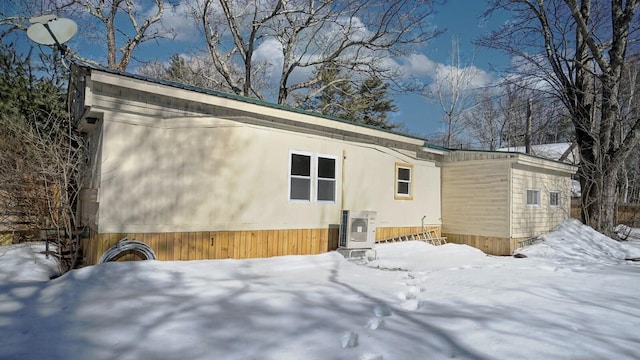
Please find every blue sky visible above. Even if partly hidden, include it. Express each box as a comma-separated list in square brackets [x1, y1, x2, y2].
[393, 0, 510, 138]
[13, 0, 511, 139]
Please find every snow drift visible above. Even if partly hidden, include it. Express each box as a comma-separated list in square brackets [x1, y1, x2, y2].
[516, 218, 640, 264]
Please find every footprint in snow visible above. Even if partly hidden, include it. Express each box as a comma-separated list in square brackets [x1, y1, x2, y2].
[403, 271, 427, 280]
[400, 298, 421, 311]
[402, 272, 429, 287]
[397, 286, 422, 300]
[340, 331, 359, 348]
[360, 353, 384, 360]
[373, 304, 392, 317]
[365, 317, 384, 330]
[403, 273, 416, 280]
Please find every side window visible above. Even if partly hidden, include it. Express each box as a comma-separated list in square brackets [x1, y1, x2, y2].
[526, 189, 541, 207]
[290, 152, 312, 201]
[395, 163, 413, 200]
[549, 191, 561, 207]
[317, 156, 336, 202]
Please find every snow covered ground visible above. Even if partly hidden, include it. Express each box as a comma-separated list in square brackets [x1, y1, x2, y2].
[1, 219, 639, 360]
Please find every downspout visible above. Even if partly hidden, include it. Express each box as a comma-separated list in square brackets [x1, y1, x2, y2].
[341, 149, 346, 210]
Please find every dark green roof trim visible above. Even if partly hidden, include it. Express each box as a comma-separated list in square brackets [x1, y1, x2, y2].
[422, 142, 450, 152]
[73, 62, 427, 143]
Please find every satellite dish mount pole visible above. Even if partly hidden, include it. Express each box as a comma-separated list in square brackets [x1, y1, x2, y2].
[42, 23, 68, 56]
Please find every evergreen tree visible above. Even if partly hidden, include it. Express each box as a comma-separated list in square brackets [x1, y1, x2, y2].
[164, 54, 206, 88]
[308, 63, 398, 130]
[0, 45, 68, 130]
[309, 62, 353, 118]
[352, 77, 398, 130]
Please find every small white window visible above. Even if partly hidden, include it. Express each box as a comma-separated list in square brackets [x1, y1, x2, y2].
[526, 189, 540, 207]
[289, 152, 312, 201]
[549, 191, 561, 207]
[395, 163, 413, 200]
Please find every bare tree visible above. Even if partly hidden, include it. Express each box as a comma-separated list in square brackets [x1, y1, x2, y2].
[618, 55, 640, 204]
[1, 0, 169, 71]
[0, 44, 86, 272]
[481, 0, 640, 236]
[461, 79, 572, 150]
[72, 0, 168, 70]
[195, 0, 442, 106]
[138, 53, 224, 90]
[0, 112, 87, 272]
[463, 88, 506, 150]
[424, 37, 481, 147]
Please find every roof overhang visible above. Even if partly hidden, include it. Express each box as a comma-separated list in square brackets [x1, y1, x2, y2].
[69, 64, 435, 156]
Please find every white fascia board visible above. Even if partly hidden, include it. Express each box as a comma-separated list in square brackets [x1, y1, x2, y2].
[89, 70, 425, 148]
[421, 146, 448, 155]
[514, 154, 578, 175]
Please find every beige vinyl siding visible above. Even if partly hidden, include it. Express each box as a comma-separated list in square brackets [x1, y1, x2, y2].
[77, 123, 103, 230]
[511, 167, 572, 238]
[97, 113, 339, 233]
[341, 148, 441, 229]
[441, 160, 511, 237]
[88, 71, 427, 149]
[89, 85, 441, 234]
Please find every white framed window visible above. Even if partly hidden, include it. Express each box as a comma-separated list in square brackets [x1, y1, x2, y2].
[289, 151, 337, 203]
[289, 151, 312, 202]
[395, 163, 413, 200]
[316, 155, 336, 202]
[549, 191, 561, 207]
[526, 189, 540, 207]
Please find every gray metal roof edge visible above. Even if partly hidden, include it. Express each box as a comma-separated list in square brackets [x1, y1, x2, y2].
[446, 147, 578, 168]
[73, 62, 427, 143]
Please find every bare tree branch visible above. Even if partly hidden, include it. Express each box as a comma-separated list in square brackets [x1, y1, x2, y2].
[195, 0, 442, 106]
[480, 0, 640, 235]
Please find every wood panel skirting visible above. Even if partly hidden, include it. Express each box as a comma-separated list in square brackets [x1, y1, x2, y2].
[442, 233, 520, 256]
[82, 226, 443, 265]
[376, 226, 441, 241]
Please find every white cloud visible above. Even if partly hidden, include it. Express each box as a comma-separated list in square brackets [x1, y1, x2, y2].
[398, 54, 438, 77]
[152, 1, 202, 41]
[253, 37, 323, 88]
[392, 53, 493, 95]
[335, 16, 370, 42]
[432, 63, 492, 90]
[252, 38, 284, 83]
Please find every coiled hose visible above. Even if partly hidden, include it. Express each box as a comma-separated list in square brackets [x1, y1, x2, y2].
[98, 237, 157, 264]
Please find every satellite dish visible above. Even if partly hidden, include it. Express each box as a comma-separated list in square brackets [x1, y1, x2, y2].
[27, 16, 77, 46]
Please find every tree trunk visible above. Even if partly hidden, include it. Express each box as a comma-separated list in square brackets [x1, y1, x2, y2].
[579, 159, 620, 236]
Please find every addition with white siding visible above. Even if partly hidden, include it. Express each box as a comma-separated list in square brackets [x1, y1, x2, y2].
[441, 150, 576, 255]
